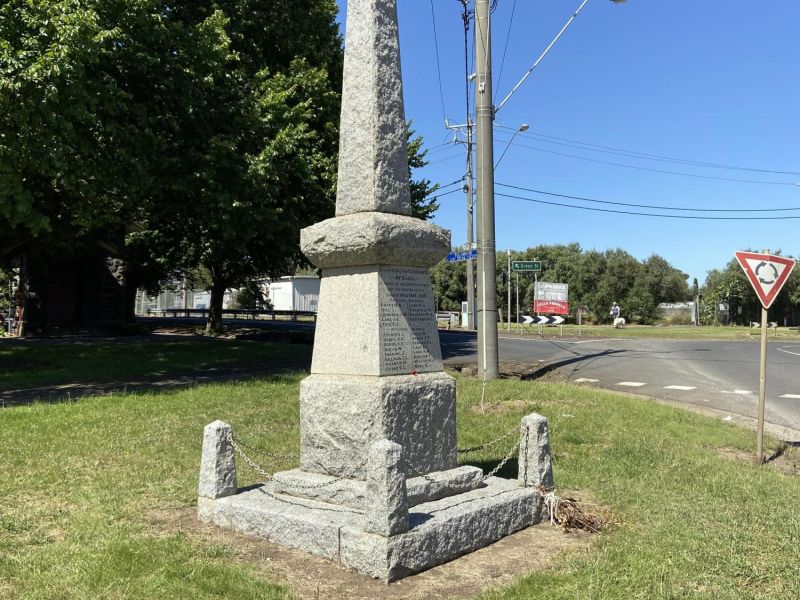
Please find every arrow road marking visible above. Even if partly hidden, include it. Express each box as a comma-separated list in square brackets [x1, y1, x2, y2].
[664, 385, 697, 391]
[616, 381, 646, 387]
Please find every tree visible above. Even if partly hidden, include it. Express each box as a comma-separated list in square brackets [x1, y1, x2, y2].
[701, 252, 799, 326]
[430, 248, 467, 311]
[407, 124, 440, 220]
[121, 1, 344, 333]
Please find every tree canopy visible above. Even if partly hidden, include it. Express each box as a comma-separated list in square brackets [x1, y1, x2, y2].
[432, 244, 691, 324]
[700, 252, 800, 325]
[1, 0, 345, 330]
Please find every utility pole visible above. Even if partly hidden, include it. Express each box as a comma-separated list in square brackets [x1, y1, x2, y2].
[465, 119, 476, 330]
[507, 250, 512, 332]
[475, 0, 499, 379]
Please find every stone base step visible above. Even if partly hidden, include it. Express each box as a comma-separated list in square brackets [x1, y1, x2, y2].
[269, 465, 484, 510]
[198, 476, 542, 582]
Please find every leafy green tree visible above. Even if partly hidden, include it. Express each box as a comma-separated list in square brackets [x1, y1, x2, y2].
[701, 252, 799, 326]
[407, 124, 440, 221]
[121, 1, 343, 333]
[430, 247, 468, 311]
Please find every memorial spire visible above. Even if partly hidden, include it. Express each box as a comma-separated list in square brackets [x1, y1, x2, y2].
[335, 0, 411, 216]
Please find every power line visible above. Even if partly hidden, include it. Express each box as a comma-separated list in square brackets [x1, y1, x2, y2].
[494, 135, 800, 187]
[494, 0, 518, 100]
[497, 191, 800, 220]
[429, 0, 448, 124]
[496, 125, 800, 177]
[428, 151, 466, 166]
[497, 182, 800, 213]
[433, 187, 464, 200]
[438, 177, 465, 190]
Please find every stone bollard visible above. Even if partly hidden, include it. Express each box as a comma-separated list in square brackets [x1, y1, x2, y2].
[198, 420, 237, 520]
[518, 413, 554, 490]
[364, 440, 410, 537]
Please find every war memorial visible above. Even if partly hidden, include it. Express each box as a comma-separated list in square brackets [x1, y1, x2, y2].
[197, 0, 553, 581]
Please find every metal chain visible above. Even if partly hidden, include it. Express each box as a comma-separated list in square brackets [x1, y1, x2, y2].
[402, 459, 438, 484]
[276, 458, 369, 490]
[457, 425, 518, 454]
[230, 434, 299, 460]
[229, 433, 274, 481]
[228, 432, 368, 490]
[482, 438, 521, 481]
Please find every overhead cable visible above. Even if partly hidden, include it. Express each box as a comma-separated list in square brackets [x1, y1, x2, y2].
[497, 182, 800, 213]
[429, 0, 448, 124]
[493, 136, 799, 187]
[495, 125, 800, 177]
[497, 191, 800, 220]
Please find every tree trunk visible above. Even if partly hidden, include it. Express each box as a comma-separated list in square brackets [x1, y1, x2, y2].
[206, 279, 226, 335]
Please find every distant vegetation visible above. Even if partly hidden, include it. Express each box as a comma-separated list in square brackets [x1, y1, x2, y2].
[700, 252, 800, 326]
[432, 243, 690, 324]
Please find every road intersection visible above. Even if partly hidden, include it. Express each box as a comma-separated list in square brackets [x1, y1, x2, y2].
[440, 331, 800, 441]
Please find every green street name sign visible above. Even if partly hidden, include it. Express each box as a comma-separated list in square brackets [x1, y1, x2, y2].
[511, 261, 542, 272]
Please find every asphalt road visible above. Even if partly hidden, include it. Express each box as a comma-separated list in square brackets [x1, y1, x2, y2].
[440, 331, 800, 440]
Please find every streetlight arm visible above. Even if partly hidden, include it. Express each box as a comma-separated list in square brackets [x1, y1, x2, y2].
[495, 0, 591, 114]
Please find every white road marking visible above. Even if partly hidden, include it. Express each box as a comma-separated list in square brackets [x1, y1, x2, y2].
[574, 378, 599, 383]
[616, 381, 646, 387]
[780, 394, 800, 399]
[664, 385, 697, 391]
[721, 390, 754, 396]
[722, 416, 733, 421]
[777, 346, 800, 357]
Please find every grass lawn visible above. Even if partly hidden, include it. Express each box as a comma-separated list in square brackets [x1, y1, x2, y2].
[0, 338, 311, 392]
[495, 323, 800, 341]
[1, 360, 798, 599]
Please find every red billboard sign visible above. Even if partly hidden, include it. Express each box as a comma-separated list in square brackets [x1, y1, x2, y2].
[533, 300, 569, 315]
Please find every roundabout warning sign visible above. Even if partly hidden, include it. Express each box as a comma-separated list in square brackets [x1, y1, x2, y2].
[733, 250, 796, 465]
[734, 251, 796, 309]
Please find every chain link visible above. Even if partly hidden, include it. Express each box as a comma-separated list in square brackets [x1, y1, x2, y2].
[275, 458, 369, 490]
[482, 438, 521, 481]
[230, 434, 299, 460]
[457, 425, 518, 454]
[229, 432, 274, 481]
[402, 459, 438, 483]
[228, 432, 368, 490]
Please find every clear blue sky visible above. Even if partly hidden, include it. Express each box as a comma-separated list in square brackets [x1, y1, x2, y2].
[335, 0, 800, 286]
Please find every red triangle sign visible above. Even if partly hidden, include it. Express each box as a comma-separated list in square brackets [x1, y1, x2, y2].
[734, 251, 796, 309]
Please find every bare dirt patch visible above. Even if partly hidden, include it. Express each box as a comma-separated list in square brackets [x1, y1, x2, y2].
[717, 445, 800, 475]
[151, 508, 592, 600]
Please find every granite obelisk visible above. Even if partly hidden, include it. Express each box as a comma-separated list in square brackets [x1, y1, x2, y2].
[299, 0, 457, 478]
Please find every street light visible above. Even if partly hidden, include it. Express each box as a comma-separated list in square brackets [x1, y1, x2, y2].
[494, 123, 529, 170]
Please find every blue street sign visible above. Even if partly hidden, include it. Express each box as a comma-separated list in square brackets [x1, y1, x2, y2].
[446, 249, 478, 263]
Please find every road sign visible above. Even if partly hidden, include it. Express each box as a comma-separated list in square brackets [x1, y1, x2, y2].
[533, 282, 569, 315]
[446, 249, 478, 263]
[734, 251, 796, 309]
[733, 250, 797, 465]
[523, 315, 565, 325]
[511, 260, 541, 272]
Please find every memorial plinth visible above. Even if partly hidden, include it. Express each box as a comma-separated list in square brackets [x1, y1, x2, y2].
[198, 0, 548, 582]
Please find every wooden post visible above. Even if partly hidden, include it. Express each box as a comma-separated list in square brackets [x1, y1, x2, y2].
[756, 305, 768, 465]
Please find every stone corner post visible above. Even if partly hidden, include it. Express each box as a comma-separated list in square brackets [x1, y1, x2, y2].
[518, 413, 554, 490]
[198, 420, 237, 502]
[364, 439, 410, 537]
